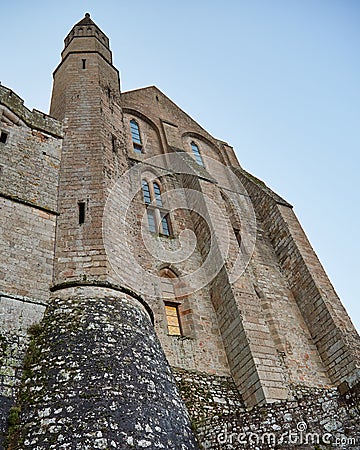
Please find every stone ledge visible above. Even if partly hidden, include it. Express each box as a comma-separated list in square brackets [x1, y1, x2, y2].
[50, 280, 154, 324]
[0, 85, 63, 138]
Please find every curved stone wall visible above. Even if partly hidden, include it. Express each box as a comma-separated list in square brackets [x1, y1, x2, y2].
[9, 287, 198, 449]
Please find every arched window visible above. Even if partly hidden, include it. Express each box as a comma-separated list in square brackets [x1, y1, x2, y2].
[160, 269, 182, 336]
[191, 141, 204, 166]
[141, 179, 172, 236]
[130, 119, 143, 153]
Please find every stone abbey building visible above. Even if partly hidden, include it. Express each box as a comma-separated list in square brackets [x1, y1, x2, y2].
[0, 13, 359, 450]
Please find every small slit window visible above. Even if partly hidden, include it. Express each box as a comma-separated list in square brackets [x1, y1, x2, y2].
[191, 141, 204, 166]
[0, 131, 8, 144]
[233, 228, 246, 254]
[78, 202, 85, 225]
[130, 119, 143, 153]
[82, 59, 86, 69]
[234, 229, 241, 247]
[112, 135, 117, 152]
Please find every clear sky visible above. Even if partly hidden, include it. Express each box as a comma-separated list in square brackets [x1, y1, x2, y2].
[1, 0, 359, 332]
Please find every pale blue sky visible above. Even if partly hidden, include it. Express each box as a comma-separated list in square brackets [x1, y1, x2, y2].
[1, 0, 359, 332]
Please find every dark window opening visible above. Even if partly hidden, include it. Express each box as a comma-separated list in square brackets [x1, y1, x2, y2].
[234, 229, 241, 247]
[0, 131, 8, 144]
[133, 143, 142, 153]
[82, 59, 86, 69]
[234, 228, 246, 254]
[78, 202, 85, 225]
[160, 213, 171, 236]
[112, 135, 117, 152]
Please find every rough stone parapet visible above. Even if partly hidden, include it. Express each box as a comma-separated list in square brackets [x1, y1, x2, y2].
[0, 85, 62, 138]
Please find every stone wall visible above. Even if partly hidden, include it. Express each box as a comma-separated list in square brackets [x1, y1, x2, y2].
[120, 84, 346, 409]
[0, 85, 62, 212]
[196, 384, 360, 449]
[0, 85, 62, 301]
[0, 294, 46, 449]
[0, 86, 62, 450]
[234, 167, 360, 389]
[0, 199, 57, 301]
[173, 368, 245, 425]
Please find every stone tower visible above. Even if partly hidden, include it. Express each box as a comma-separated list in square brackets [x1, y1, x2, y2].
[1, 13, 359, 450]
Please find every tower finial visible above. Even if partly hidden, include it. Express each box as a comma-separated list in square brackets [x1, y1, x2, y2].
[64, 12, 111, 56]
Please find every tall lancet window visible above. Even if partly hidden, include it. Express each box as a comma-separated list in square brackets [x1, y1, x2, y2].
[130, 119, 143, 153]
[190, 141, 204, 166]
[141, 179, 172, 236]
[160, 268, 182, 336]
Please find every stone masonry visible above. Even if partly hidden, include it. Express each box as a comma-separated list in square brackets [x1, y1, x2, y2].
[0, 13, 359, 450]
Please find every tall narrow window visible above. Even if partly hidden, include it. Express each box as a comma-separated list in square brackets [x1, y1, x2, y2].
[191, 141, 204, 166]
[142, 180, 151, 204]
[153, 182, 162, 206]
[78, 202, 85, 225]
[146, 209, 156, 233]
[141, 179, 172, 236]
[130, 119, 143, 153]
[160, 268, 182, 336]
[82, 59, 86, 69]
[165, 303, 181, 336]
[112, 135, 117, 153]
[160, 213, 171, 236]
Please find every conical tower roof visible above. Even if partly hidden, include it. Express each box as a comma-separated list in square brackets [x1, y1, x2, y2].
[75, 12, 96, 27]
